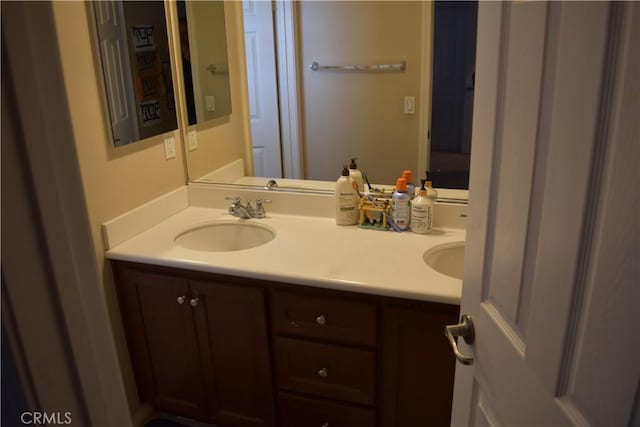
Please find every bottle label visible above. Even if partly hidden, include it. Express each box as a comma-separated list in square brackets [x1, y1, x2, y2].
[337, 192, 358, 222]
[338, 193, 355, 211]
[392, 199, 410, 228]
[411, 204, 433, 232]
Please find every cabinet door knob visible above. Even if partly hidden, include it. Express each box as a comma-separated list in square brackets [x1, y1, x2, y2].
[177, 296, 186, 304]
[318, 368, 328, 378]
[190, 297, 199, 307]
[316, 314, 326, 326]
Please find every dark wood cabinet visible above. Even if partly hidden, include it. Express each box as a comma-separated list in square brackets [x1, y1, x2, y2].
[112, 261, 459, 427]
[381, 304, 458, 427]
[271, 291, 377, 346]
[191, 280, 275, 426]
[113, 263, 275, 426]
[116, 268, 207, 419]
[276, 337, 376, 405]
[279, 393, 376, 427]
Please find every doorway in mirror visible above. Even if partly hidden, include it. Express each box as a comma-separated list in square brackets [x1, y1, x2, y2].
[242, 0, 284, 178]
[430, 1, 478, 190]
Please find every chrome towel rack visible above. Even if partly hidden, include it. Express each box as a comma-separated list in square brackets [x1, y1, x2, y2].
[309, 60, 406, 72]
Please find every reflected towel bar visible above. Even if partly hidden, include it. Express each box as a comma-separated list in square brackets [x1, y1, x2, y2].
[309, 60, 406, 72]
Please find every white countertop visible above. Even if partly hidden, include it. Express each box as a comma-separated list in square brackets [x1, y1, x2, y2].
[105, 205, 464, 305]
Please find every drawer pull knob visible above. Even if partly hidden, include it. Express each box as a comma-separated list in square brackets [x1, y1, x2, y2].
[318, 368, 328, 378]
[177, 296, 186, 304]
[190, 297, 199, 307]
[316, 315, 327, 326]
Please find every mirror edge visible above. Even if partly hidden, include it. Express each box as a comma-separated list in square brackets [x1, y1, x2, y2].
[164, 0, 191, 182]
[86, 1, 120, 147]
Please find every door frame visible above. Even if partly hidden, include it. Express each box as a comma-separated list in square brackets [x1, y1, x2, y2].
[2, 2, 132, 425]
[274, 0, 303, 179]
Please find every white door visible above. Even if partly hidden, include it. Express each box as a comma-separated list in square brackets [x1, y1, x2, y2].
[242, 0, 283, 178]
[93, 1, 139, 146]
[451, 2, 639, 426]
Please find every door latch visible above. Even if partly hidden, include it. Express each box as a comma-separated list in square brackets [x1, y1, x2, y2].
[444, 314, 475, 365]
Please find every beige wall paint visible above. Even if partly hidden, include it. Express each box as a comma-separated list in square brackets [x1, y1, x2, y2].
[185, 0, 232, 121]
[183, 1, 253, 180]
[52, 2, 187, 420]
[299, 1, 429, 184]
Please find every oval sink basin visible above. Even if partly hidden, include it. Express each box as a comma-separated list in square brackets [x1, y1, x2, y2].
[423, 242, 465, 280]
[174, 221, 275, 252]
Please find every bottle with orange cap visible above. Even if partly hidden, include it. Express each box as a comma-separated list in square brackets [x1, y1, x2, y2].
[402, 170, 415, 198]
[391, 177, 410, 231]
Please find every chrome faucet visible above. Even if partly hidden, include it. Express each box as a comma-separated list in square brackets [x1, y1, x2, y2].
[264, 179, 278, 190]
[226, 196, 271, 219]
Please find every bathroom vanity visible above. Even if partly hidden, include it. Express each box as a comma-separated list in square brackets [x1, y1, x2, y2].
[105, 186, 465, 427]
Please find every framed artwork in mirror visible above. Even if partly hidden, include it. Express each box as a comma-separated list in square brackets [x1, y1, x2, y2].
[92, 0, 177, 146]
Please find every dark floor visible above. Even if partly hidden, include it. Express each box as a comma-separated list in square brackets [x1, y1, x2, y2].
[145, 415, 218, 427]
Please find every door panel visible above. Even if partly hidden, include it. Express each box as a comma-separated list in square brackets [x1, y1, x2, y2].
[93, 1, 139, 145]
[453, 2, 639, 426]
[121, 269, 206, 418]
[243, 0, 283, 178]
[190, 280, 275, 426]
[382, 305, 458, 427]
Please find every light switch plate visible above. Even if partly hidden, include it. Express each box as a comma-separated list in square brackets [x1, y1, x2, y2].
[403, 96, 416, 114]
[206, 95, 216, 112]
[164, 135, 176, 159]
[188, 130, 198, 151]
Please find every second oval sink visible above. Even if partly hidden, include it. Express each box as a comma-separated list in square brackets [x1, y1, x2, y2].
[175, 221, 276, 252]
[423, 242, 465, 280]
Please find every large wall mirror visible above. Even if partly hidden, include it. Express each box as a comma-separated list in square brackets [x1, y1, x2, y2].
[177, 1, 477, 196]
[177, 0, 232, 126]
[92, 1, 178, 146]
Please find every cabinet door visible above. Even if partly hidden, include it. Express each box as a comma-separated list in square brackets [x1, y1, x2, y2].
[190, 280, 275, 426]
[381, 304, 459, 427]
[116, 267, 207, 418]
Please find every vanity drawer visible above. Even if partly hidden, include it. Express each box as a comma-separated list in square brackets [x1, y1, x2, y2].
[272, 291, 377, 346]
[276, 337, 376, 405]
[279, 392, 375, 427]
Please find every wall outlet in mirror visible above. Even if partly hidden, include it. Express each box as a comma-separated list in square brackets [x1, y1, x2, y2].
[164, 135, 177, 159]
[205, 95, 216, 112]
[403, 96, 416, 115]
[188, 130, 198, 151]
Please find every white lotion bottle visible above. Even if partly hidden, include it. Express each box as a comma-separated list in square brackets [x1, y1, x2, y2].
[335, 165, 359, 225]
[391, 177, 411, 230]
[348, 157, 365, 193]
[411, 179, 434, 234]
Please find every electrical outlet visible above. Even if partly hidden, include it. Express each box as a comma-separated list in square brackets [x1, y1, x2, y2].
[403, 96, 416, 114]
[164, 135, 176, 159]
[206, 95, 216, 112]
[188, 130, 198, 151]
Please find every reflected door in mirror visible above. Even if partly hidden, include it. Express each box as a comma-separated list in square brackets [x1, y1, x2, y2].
[93, 1, 177, 146]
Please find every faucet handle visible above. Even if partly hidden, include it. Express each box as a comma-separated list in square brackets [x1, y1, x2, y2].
[225, 196, 241, 204]
[254, 199, 271, 218]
